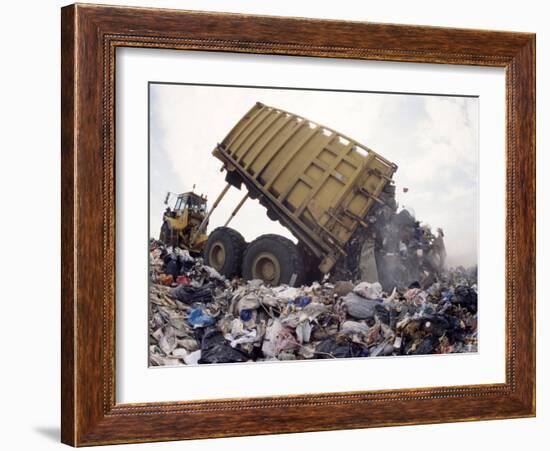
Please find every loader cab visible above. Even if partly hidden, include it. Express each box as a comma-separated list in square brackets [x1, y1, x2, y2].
[173, 192, 208, 215]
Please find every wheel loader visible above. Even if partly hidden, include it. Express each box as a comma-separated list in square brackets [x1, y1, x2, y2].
[159, 102, 398, 287]
[159, 191, 209, 253]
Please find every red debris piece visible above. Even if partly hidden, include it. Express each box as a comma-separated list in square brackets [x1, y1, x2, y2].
[176, 275, 191, 286]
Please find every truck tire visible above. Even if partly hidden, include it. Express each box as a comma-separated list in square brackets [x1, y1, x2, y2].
[204, 227, 246, 278]
[242, 234, 305, 286]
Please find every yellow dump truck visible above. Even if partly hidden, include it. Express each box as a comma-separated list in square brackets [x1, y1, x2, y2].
[207, 102, 398, 285]
[161, 102, 397, 286]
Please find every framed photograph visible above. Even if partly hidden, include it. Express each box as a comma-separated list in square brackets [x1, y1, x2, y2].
[61, 4, 536, 446]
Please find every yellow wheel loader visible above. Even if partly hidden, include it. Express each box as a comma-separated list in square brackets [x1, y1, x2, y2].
[159, 192, 210, 253]
[159, 189, 247, 279]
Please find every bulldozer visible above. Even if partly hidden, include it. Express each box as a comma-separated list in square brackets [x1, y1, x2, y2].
[159, 102, 398, 287]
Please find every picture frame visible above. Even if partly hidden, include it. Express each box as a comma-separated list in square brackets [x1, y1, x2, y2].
[61, 3, 535, 446]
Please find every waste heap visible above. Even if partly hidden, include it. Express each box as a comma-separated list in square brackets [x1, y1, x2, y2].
[337, 183, 449, 292]
[149, 237, 478, 366]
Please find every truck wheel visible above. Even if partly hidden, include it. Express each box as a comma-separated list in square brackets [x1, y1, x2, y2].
[242, 234, 305, 286]
[204, 227, 246, 278]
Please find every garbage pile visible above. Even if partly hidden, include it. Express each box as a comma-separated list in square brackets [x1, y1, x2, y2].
[149, 239, 478, 366]
[337, 184, 449, 292]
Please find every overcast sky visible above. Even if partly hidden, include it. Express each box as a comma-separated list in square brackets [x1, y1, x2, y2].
[149, 83, 478, 267]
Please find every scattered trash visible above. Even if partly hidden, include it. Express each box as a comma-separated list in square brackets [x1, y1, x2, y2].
[343, 292, 381, 319]
[316, 337, 368, 359]
[296, 296, 312, 308]
[452, 285, 478, 313]
[198, 329, 249, 364]
[172, 284, 214, 304]
[158, 274, 173, 286]
[148, 238, 478, 366]
[175, 275, 190, 286]
[353, 281, 383, 300]
[187, 308, 216, 328]
[239, 309, 253, 322]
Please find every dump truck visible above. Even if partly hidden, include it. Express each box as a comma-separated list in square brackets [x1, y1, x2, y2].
[160, 102, 397, 286]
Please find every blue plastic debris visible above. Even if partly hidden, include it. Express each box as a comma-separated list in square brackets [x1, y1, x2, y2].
[239, 309, 253, 322]
[187, 308, 215, 328]
[296, 296, 312, 308]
